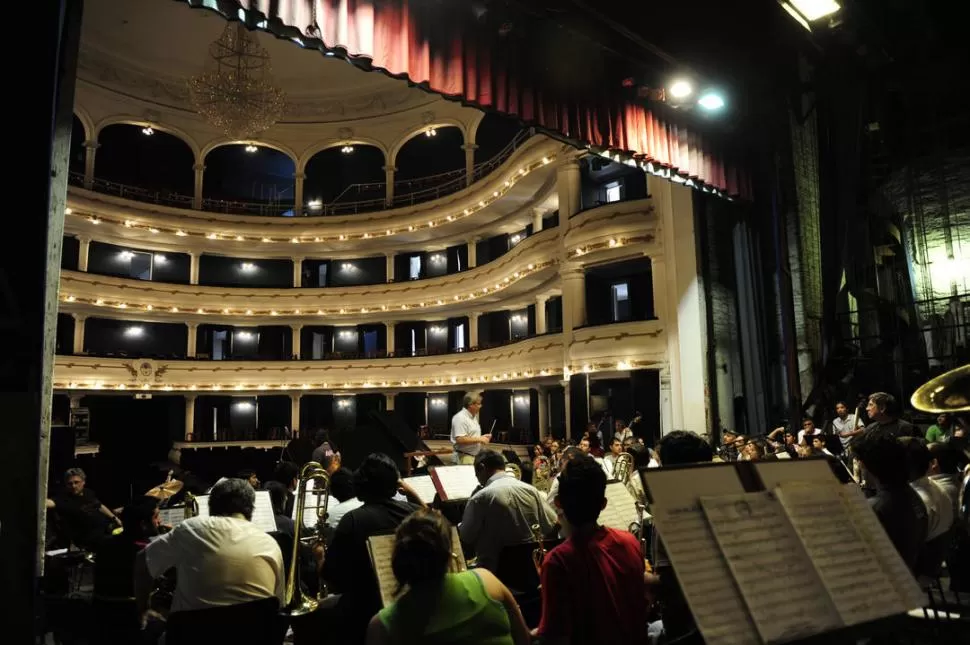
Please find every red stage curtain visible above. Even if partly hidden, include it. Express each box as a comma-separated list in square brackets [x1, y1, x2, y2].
[188, 0, 748, 198]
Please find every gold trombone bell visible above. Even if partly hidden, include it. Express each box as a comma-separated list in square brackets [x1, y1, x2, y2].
[911, 364, 970, 413]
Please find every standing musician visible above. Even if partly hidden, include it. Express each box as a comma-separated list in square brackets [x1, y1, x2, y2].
[46, 467, 121, 550]
[451, 392, 491, 465]
[832, 400, 864, 466]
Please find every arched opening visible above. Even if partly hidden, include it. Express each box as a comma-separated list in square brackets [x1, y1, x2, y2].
[474, 112, 526, 163]
[69, 114, 85, 178]
[304, 144, 384, 215]
[203, 144, 295, 215]
[96, 123, 194, 196]
[394, 127, 465, 203]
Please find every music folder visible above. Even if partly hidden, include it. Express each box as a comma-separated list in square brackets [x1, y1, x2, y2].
[428, 465, 480, 501]
[640, 458, 923, 645]
[367, 527, 467, 607]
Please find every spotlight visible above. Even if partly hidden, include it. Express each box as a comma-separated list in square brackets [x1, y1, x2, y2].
[244, 144, 258, 153]
[668, 80, 693, 99]
[787, 0, 840, 21]
[698, 92, 726, 111]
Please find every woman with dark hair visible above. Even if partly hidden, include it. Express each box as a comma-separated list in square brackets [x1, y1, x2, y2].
[366, 509, 528, 645]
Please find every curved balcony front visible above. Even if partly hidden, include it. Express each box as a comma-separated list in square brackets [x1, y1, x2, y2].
[59, 228, 563, 324]
[65, 137, 566, 259]
[52, 319, 666, 394]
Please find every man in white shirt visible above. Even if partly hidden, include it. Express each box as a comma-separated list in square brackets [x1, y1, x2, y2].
[451, 392, 491, 465]
[602, 437, 623, 479]
[614, 419, 633, 443]
[796, 418, 822, 446]
[135, 478, 284, 617]
[325, 467, 365, 529]
[832, 401, 863, 452]
[460, 450, 557, 572]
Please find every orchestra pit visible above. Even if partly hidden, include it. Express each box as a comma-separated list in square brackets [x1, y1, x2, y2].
[7, 1, 969, 644]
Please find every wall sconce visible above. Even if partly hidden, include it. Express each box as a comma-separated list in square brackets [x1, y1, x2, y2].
[341, 262, 353, 270]
[425, 128, 437, 137]
[337, 398, 353, 408]
[233, 401, 255, 411]
[514, 396, 528, 405]
[430, 398, 447, 407]
[510, 234, 522, 244]
[236, 331, 255, 341]
[154, 254, 167, 263]
[240, 262, 256, 273]
[141, 125, 155, 136]
[123, 326, 144, 338]
[244, 144, 258, 153]
[341, 145, 355, 154]
[338, 330, 357, 338]
[119, 250, 134, 261]
[307, 199, 323, 210]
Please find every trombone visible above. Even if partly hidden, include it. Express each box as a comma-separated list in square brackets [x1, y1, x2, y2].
[283, 462, 331, 617]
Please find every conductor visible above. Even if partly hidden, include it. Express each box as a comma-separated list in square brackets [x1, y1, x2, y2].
[450, 392, 491, 465]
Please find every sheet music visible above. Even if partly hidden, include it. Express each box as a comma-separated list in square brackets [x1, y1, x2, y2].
[292, 478, 330, 529]
[774, 482, 904, 626]
[754, 459, 837, 491]
[430, 465, 480, 500]
[369, 527, 467, 607]
[643, 465, 757, 645]
[699, 492, 841, 644]
[158, 506, 187, 527]
[650, 502, 760, 645]
[194, 491, 277, 532]
[838, 484, 925, 611]
[600, 481, 639, 531]
[402, 475, 437, 505]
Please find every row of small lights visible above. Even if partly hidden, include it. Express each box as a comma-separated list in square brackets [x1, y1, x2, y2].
[73, 156, 555, 240]
[58, 359, 644, 392]
[569, 234, 653, 259]
[61, 260, 552, 317]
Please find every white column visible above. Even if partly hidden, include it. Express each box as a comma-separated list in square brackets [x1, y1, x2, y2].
[469, 312, 480, 348]
[535, 295, 548, 335]
[536, 387, 549, 440]
[193, 163, 205, 209]
[532, 207, 544, 233]
[77, 235, 90, 272]
[384, 165, 396, 206]
[72, 314, 86, 354]
[184, 394, 196, 441]
[462, 144, 479, 186]
[186, 322, 198, 358]
[385, 392, 396, 411]
[556, 159, 582, 219]
[83, 141, 98, 189]
[386, 253, 395, 283]
[291, 324, 303, 359]
[467, 240, 477, 269]
[659, 366, 674, 437]
[560, 264, 586, 333]
[562, 380, 572, 441]
[290, 393, 301, 436]
[293, 257, 303, 288]
[386, 322, 395, 355]
[294, 172, 305, 216]
[189, 252, 199, 285]
[650, 175, 708, 434]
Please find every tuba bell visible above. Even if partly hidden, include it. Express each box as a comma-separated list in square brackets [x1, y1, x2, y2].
[505, 463, 522, 480]
[533, 456, 552, 492]
[612, 452, 634, 483]
[911, 364, 970, 413]
[531, 523, 547, 579]
[283, 462, 331, 617]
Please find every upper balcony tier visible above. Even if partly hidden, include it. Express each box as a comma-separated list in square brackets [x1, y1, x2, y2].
[65, 136, 565, 258]
[53, 319, 666, 394]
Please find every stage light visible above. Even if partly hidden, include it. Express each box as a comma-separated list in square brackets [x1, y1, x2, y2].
[669, 80, 693, 99]
[789, 0, 840, 21]
[142, 125, 154, 136]
[245, 144, 258, 153]
[698, 92, 726, 111]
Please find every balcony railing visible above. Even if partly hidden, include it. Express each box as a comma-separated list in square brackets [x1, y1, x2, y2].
[69, 129, 533, 217]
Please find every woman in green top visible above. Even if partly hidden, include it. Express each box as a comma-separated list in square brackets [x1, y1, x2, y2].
[365, 508, 529, 645]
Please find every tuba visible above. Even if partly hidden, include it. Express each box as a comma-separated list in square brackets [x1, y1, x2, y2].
[283, 462, 331, 617]
[531, 523, 547, 579]
[612, 452, 634, 483]
[910, 364, 970, 413]
[505, 463, 522, 480]
[533, 456, 552, 492]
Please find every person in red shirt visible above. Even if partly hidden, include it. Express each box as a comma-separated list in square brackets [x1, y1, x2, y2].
[535, 454, 649, 645]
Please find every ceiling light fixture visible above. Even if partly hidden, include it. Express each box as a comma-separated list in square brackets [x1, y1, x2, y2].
[142, 125, 155, 136]
[245, 144, 258, 153]
[668, 80, 693, 99]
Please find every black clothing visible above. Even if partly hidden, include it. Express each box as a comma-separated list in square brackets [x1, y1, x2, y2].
[869, 485, 928, 572]
[864, 418, 920, 440]
[322, 498, 419, 642]
[54, 489, 110, 549]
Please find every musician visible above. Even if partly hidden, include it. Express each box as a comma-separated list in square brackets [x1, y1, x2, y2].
[451, 392, 491, 465]
[796, 418, 821, 446]
[366, 509, 529, 645]
[546, 446, 584, 504]
[864, 392, 920, 439]
[135, 478, 285, 616]
[46, 467, 121, 550]
[926, 413, 956, 443]
[832, 401, 864, 452]
[237, 469, 260, 489]
[269, 461, 299, 516]
[613, 419, 633, 443]
[534, 455, 649, 645]
[326, 467, 364, 529]
[602, 437, 623, 479]
[264, 481, 296, 537]
[719, 430, 739, 461]
[323, 453, 425, 643]
[310, 429, 337, 467]
[459, 450, 557, 572]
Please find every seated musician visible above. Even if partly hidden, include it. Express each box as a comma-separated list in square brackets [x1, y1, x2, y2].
[545, 446, 584, 504]
[93, 496, 163, 642]
[534, 455, 648, 645]
[46, 467, 121, 550]
[268, 461, 299, 516]
[323, 453, 426, 643]
[265, 480, 296, 537]
[326, 467, 365, 529]
[366, 508, 529, 645]
[459, 450, 557, 572]
[134, 478, 285, 620]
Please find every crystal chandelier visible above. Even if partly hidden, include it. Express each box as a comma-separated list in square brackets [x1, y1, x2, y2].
[189, 23, 285, 140]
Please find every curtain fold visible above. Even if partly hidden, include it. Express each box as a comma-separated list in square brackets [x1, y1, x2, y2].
[188, 0, 749, 197]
